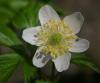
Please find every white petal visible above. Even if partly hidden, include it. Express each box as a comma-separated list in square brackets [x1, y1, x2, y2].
[52, 53, 71, 72]
[22, 26, 41, 46]
[39, 5, 60, 25]
[32, 47, 51, 68]
[69, 38, 89, 52]
[63, 12, 84, 34]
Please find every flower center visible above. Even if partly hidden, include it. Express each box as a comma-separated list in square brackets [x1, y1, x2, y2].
[50, 33, 62, 45]
[38, 20, 77, 58]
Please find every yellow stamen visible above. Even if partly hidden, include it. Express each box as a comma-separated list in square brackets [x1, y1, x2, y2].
[50, 33, 62, 45]
[37, 20, 77, 58]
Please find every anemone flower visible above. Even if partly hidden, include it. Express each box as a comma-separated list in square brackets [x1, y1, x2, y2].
[22, 5, 89, 72]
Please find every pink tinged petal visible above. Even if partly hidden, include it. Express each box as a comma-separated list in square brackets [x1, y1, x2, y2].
[32, 47, 51, 68]
[52, 53, 71, 72]
[63, 12, 84, 34]
[22, 26, 41, 46]
[39, 5, 60, 25]
[69, 38, 90, 52]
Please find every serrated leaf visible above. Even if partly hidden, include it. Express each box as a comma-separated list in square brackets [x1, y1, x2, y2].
[13, 2, 42, 29]
[23, 61, 37, 83]
[0, 53, 22, 83]
[71, 53, 100, 73]
[0, 26, 22, 46]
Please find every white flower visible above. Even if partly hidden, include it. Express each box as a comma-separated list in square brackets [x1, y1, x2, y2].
[22, 5, 90, 72]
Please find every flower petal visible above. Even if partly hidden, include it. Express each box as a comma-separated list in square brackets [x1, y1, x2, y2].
[52, 53, 71, 72]
[63, 12, 84, 34]
[22, 26, 41, 46]
[69, 38, 89, 52]
[32, 47, 51, 68]
[39, 5, 60, 25]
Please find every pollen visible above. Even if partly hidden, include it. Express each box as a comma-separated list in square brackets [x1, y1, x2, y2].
[37, 20, 77, 58]
[50, 33, 62, 45]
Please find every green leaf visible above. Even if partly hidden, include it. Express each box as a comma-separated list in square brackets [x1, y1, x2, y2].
[0, 53, 22, 83]
[0, 0, 29, 25]
[0, 6, 14, 25]
[9, 0, 28, 10]
[36, 80, 52, 83]
[0, 26, 22, 46]
[71, 53, 100, 73]
[71, 53, 89, 60]
[23, 61, 37, 83]
[13, 2, 42, 29]
[13, 13, 29, 29]
[56, 8, 65, 16]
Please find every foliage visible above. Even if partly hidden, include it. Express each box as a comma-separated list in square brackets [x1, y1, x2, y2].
[0, 53, 22, 83]
[0, 0, 42, 82]
[0, 26, 22, 46]
[13, 2, 42, 29]
[71, 53, 100, 73]
[23, 61, 37, 83]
